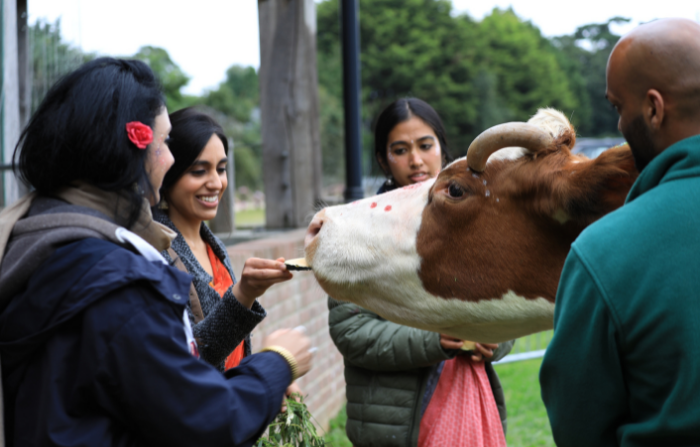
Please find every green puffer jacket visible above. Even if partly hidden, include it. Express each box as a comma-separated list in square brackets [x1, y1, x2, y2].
[329, 298, 513, 447]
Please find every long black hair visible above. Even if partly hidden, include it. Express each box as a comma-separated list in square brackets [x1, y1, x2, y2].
[160, 107, 228, 196]
[14, 57, 165, 228]
[374, 98, 453, 176]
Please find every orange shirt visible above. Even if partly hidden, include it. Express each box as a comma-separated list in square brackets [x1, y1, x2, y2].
[206, 244, 245, 370]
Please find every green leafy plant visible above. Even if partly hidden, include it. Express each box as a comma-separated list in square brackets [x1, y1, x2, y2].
[255, 394, 326, 447]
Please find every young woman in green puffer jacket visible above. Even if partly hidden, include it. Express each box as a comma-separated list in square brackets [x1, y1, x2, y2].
[328, 98, 514, 447]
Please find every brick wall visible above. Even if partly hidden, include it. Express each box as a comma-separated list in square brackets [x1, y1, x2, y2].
[226, 229, 346, 431]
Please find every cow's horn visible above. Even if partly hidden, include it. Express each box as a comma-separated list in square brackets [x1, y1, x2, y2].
[466, 122, 555, 172]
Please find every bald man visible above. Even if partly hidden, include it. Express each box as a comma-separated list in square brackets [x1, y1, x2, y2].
[540, 18, 700, 447]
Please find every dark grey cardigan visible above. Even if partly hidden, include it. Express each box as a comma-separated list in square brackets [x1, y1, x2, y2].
[153, 209, 266, 371]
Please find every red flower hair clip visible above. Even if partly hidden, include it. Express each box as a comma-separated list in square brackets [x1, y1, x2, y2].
[126, 121, 154, 149]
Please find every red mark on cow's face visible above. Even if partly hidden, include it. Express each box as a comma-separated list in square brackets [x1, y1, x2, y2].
[370, 202, 377, 209]
[385, 205, 392, 212]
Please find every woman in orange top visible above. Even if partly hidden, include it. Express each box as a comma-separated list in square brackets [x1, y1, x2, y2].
[153, 108, 294, 374]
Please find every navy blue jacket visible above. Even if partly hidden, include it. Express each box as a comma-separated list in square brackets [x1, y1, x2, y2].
[0, 238, 290, 447]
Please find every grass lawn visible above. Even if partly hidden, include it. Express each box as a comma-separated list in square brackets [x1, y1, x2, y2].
[322, 358, 554, 447]
[322, 405, 352, 447]
[235, 208, 265, 228]
[495, 358, 555, 447]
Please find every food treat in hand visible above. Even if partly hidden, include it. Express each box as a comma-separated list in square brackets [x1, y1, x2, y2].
[285, 258, 312, 271]
[460, 341, 477, 351]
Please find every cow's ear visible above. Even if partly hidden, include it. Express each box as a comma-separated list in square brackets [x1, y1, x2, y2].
[554, 144, 638, 225]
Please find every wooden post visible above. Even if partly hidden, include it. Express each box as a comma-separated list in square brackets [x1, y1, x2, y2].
[16, 0, 29, 129]
[2, 0, 21, 208]
[258, 0, 322, 229]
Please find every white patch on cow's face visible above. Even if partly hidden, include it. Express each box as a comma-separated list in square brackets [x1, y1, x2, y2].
[309, 179, 434, 286]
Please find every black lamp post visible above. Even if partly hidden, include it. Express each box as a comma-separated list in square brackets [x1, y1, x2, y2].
[340, 0, 364, 202]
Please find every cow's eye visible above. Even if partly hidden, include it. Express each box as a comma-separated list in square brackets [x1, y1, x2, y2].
[448, 182, 465, 198]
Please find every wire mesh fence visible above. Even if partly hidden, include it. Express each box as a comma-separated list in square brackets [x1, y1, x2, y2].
[1, 19, 87, 209]
[495, 330, 554, 364]
[28, 19, 87, 115]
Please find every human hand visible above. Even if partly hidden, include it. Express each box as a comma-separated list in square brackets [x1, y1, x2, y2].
[471, 343, 498, 363]
[232, 257, 293, 308]
[262, 328, 313, 380]
[439, 334, 464, 350]
[282, 382, 303, 412]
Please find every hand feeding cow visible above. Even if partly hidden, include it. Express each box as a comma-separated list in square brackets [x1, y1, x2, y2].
[305, 108, 638, 343]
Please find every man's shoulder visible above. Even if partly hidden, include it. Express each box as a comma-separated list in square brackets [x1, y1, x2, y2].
[574, 201, 644, 261]
[574, 179, 692, 262]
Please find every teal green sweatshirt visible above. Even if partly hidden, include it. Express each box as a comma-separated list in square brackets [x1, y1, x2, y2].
[540, 135, 700, 447]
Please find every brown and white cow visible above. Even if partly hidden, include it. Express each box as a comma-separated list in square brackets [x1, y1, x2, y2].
[304, 109, 637, 343]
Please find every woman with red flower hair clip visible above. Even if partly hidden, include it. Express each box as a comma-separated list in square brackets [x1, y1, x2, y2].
[0, 57, 313, 447]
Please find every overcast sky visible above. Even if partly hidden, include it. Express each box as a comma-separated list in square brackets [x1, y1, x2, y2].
[29, 1, 700, 96]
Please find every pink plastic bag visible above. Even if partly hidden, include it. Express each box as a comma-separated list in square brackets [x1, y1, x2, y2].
[419, 356, 506, 447]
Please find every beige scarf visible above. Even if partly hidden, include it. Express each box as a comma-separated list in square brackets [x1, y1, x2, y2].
[0, 181, 175, 263]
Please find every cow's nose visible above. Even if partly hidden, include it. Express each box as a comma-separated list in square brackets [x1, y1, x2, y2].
[305, 209, 326, 248]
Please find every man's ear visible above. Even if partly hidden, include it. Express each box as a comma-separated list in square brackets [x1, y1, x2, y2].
[553, 144, 639, 226]
[646, 88, 665, 130]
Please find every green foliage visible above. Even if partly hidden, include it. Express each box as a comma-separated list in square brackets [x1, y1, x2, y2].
[200, 66, 264, 190]
[474, 9, 579, 124]
[319, 84, 346, 186]
[204, 65, 260, 123]
[323, 404, 352, 447]
[551, 17, 629, 136]
[316, 1, 585, 165]
[132, 46, 193, 111]
[256, 394, 326, 447]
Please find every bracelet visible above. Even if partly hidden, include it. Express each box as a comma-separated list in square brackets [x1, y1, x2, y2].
[260, 346, 299, 382]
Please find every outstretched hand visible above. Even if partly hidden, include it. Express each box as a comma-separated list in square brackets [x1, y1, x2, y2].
[439, 334, 465, 350]
[231, 257, 293, 308]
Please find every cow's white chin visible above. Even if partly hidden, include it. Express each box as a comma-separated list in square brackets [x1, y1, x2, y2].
[323, 275, 554, 343]
[354, 287, 555, 343]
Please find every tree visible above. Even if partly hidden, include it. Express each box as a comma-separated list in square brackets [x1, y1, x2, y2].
[202, 66, 264, 191]
[551, 17, 630, 136]
[204, 65, 259, 123]
[473, 8, 579, 125]
[316, 1, 581, 169]
[132, 46, 195, 111]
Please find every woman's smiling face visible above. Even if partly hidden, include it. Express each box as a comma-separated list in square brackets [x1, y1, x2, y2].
[166, 133, 228, 224]
[384, 116, 442, 187]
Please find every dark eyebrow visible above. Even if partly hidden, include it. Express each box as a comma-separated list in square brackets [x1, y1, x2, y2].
[190, 160, 211, 168]
[217, 157, 228, 164]
[388, 135, 436, 149]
